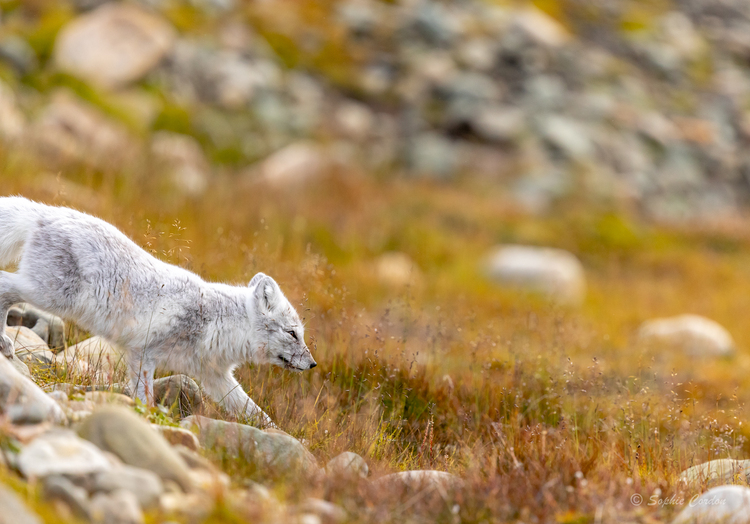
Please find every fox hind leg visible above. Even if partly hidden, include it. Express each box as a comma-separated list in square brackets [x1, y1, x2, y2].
[128, 352, 156, 406]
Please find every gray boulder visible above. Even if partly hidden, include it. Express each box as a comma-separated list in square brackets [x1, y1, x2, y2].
[0, 351, 66, 424]
[680, 459, 750, 487]
[77, 406, 192, 492]
[18, 430, 112, 480]
[89, 489, 144, 524]
[92, 465, 164, 509]
[180, 415, 318, 478]
[484, 244, 586, 306]
[0, 484, 42, 524]
[42, 475, 91, 520]
[371, 470, 463, 492]
[637, 315, 735, 358]
[54, 3, 176, 89]
[153, 375, 203, 416]
[326, 452, 369, 480]
[6, 327, 55, 371]
[672, 485, 750, 524]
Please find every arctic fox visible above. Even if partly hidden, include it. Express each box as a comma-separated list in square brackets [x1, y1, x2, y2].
[0, 197, 316, 427]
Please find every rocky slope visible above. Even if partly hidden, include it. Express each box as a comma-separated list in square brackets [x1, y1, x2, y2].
[1, 0, 750, 220]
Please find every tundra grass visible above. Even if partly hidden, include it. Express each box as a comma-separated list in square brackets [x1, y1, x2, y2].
[2, 159, 750, 522]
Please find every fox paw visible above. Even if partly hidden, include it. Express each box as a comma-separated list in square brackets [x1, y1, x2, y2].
[0, 334, 15, 358]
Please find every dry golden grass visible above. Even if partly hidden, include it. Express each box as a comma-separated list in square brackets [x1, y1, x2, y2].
[4, 154, 750, 523]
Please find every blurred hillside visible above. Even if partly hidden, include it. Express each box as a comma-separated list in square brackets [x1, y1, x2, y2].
[2, 0, 750, 220]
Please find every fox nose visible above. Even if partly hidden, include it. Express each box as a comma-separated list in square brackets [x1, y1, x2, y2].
[309, 362, 317, 369]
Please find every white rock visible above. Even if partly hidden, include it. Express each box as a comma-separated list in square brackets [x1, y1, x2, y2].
[680, 459, 750, 487]
[510, 7, 570, 48]
[637, 315, 735, 357]
[93, 465, 164, 509]
[484, 245, 586, 305]
[18, 430, 112, 479]
[30, 91, 137, 170]
[374, 252, 419, 287]
[60, 336, 126, 381]
[0, 352, 66, 424]
[335, 101, 374, 141]
[150, 131, 210, 197]
[8, 326, 56, 370]
[0, 80, 25, 141]
[472, 106, 525, 143]
[89, 489, 144, 524]
[299, 498, 347, 523]
[54, 3, 176, 89]
[257, 141, 329, 187]
[672, 485, 750, 524]
[326, 452, 368, 480]
[372, 470, 463, 491]
[7, 326, 49, 354]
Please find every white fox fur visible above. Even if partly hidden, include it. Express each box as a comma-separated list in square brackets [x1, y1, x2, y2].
[0, 196, 316, 427]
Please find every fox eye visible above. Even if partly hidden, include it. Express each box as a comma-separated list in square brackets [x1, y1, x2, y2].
[287, 330, 298, 341]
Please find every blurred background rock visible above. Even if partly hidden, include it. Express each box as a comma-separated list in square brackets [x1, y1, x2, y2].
[3, 0, 750, 222]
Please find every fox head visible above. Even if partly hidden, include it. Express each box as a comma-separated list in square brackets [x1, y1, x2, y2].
[249, 272, 317, 371]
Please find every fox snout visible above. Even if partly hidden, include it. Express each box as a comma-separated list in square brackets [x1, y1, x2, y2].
[301, 349, 317, 370]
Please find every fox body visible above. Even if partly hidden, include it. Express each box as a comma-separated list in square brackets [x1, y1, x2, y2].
[0, 197, 316, 426]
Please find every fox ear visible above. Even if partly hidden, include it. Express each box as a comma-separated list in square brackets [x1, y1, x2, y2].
[253, 276, 281, 314]
[249, 272, 267, 288]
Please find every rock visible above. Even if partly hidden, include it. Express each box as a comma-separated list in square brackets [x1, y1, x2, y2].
[29, 91, 137, 170]
[371, 470, 463, 492]
[89, 489, 144, 524]
[180, 415, 319, 478]
[173, 445, 215, 471]
[158, 491, 213, 521]
[672, 485, 750, 524]
[7, 304, 66, 351]
[484, 245, 586, 305]
[54, 3, 176, 89]
[85, 391, 133, 407]
[537, 115, 594, 160]
[408, 133, 458, 179]
[680, 459, 750, 487]
[92, 465, 164, 509]
[162, 41, 280, 108]
[326, 452, 369, 480]
[152, 425, 200, 451]
[257, 142, 329, 188]
[0, 36, 38, 75]
[0, 351, 66, 424]
[77, 406, 192, 492]
[8, 354, 32, 379]
[150, 131, 210, 197]
[299, 498, 347, 523]
[0, 80, 26, 141]
[471, 106, 526, 143]
[637, 315, 735, 357]
[18, 430, 112, 479]
[5, 326, 49, 354]
[0, 484, 42, 524]
[6, 327, 55, 370]
[335, 101, 374, 141]
[152, 375, 202, 416]
[509, 7, 570, 48]
[60, 336, 125, 382]
[42, 475, 91, 520]
[457, 37, 497, 71]
[374, 252, 419, 287]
